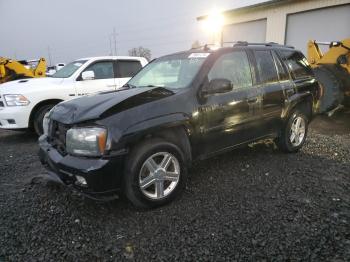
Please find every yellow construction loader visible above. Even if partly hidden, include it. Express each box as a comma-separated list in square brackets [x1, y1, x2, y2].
[307, 38, 350, 113]
[0, 57, 46, 84]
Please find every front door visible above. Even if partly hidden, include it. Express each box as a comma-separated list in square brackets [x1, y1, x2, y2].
[198, 50, 261, 155]
[76, 60, 116, 95]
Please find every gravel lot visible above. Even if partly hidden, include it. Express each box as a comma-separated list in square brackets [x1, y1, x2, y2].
[1, 110, 350, 261]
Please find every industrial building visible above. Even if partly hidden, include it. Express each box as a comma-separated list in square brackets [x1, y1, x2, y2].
[197, 0, 350, 53]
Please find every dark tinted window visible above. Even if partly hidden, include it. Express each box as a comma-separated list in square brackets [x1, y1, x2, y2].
[117, 60, 142, 78]
[84, 61, 114, 80]
[254, 50, 278, 84]
[272, 51, 289, 81]
[279, 50, 313, 79]
[208, 51, 252, 90]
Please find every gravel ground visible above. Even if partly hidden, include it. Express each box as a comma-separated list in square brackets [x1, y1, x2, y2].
[0, 111, 350, 261]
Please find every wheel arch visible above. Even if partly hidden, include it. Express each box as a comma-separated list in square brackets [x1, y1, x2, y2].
[283, 93, 313, 121]
[120, 116, 194, 165]
[28, 99, 63, 128]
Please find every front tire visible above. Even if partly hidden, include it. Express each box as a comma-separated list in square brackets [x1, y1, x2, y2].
[276, 110, 308, 153]
[123, 138, 187, 208]
[33, 104, 55, 136]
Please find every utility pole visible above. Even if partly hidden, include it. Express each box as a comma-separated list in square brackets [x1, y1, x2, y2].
[109, 36, 113, 56]
[47, 46, 52, 66]
[112, 27, 117, 56]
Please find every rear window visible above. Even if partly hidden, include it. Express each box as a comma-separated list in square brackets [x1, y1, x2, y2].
[254, 50, 278, 84]
[279, 50, 313, 79]
[117, 60, 142, 78]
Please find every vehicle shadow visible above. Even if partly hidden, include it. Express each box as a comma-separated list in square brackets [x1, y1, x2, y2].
[0, 129, 37, 144]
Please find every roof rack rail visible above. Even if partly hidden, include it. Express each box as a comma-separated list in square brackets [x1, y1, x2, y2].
[190, 43, 219, 51]
[229, 41, 294, 49]
[190, 42, 295, 51]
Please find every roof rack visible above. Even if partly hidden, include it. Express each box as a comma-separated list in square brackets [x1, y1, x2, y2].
[227, 41, 294, 49]
[190, 43, 220, 51]
[190, 42, 295, 52]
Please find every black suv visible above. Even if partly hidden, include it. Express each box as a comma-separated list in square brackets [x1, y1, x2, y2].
[39, 43, 319, 208]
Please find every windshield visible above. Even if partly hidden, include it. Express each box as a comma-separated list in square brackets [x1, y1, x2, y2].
[52, 60, 87, 78]
[128, 53, 209, 89]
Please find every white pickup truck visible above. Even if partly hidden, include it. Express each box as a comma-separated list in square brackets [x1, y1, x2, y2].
[0, 56, 148, 134]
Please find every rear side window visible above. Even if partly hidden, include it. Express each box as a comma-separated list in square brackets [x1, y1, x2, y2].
[208, 51, 252, 90]
[279, 50, 313, 79]
[116, 60, 142, 78]
[254, 50, 278, 84]
[272, 52, 289, 81]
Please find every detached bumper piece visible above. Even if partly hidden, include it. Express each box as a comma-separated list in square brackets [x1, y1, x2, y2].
[39, 136, 124, 201]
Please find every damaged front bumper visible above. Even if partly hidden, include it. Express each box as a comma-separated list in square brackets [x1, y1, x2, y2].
[38, 135, 125, 201]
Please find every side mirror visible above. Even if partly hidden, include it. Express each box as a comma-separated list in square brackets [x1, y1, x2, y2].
[81, 70, 95, 80]
[202, 78, 232, 95]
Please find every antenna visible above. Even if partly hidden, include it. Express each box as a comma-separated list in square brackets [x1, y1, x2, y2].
[109, 36, 113, 55]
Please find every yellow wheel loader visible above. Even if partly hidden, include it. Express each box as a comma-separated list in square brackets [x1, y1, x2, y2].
[0, 57, 46, 84]
[307, 38, 350, 113]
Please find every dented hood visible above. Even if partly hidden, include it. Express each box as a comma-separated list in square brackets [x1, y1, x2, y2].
[50, 87, 175, 124]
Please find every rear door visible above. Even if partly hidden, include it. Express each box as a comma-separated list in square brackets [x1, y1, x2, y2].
[199, 50, 261, 155]
[76, 60, 116, 95]
[253, 49, 285, 133]
[115, 59, 143, 88]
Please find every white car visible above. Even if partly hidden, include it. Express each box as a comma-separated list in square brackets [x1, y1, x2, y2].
[0, 56, 148, 134]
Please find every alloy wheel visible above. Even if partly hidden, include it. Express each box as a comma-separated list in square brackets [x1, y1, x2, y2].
[139, 152, 180, 200]
[290, 116, 306, 146]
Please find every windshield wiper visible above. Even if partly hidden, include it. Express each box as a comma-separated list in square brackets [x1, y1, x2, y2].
[145, 85, 164, 88]
[123, 83, 137, 89]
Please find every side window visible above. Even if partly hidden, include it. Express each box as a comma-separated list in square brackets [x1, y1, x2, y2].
[272, 51, 289, 81]
[279, 50, 313, 79]
[83, 61, 114, 80]
[208, 51, 252, 90]
[254, 50, 278, 84]
[116, 60, 142, 78]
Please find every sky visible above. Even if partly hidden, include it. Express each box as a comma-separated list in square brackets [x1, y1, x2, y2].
[0, 0, 267, 65]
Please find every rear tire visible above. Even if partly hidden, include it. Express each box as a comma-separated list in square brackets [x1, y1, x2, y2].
[33, 104, 55, 136]
[313, 66, 344, 113]
[123, 138, 187, 209]
[276, 110, 308, 153]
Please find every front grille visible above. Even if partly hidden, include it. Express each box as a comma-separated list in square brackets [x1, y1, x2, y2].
[49, 120, 70, 155]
